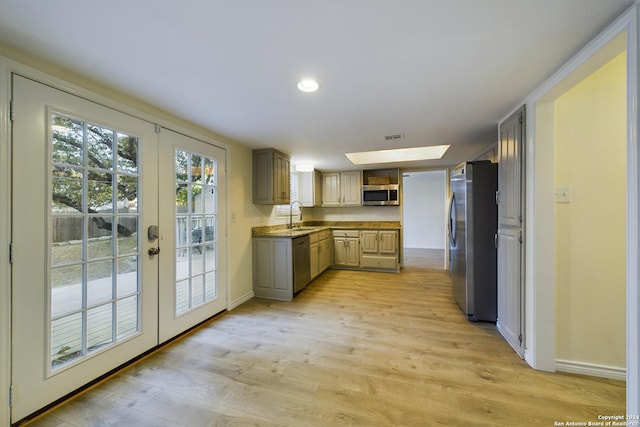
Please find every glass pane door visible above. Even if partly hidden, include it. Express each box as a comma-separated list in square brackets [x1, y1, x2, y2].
[158, 128, 226, 343]
[11, 75, 159, 422]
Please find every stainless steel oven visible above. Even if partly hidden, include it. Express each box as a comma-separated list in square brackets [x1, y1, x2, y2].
[362, 184, 399, 206]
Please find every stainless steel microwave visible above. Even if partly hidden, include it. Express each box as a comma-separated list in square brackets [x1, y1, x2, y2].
[362, 184, 399, 206]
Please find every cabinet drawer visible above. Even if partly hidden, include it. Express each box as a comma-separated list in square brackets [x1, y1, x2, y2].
[309, 232, 319, 244]
[332, 230, 359, 238]
[360, 255, 397, 270]
[319, 230, 331, 240]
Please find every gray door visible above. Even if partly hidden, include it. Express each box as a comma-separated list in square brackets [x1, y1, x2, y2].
[497, 106, 525, 357]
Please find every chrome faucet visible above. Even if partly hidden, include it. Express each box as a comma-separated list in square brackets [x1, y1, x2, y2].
[289, 200, 304, 229]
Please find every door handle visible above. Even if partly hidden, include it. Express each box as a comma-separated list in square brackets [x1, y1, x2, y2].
[148, 247, 160, 256]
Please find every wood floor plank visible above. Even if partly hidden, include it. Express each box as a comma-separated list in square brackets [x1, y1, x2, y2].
[24, 253, 625, 426]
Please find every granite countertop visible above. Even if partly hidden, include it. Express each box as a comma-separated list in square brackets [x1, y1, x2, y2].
[252, 221, 401, 238]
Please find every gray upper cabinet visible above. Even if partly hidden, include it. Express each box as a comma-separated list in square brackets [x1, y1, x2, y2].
[253, 148, 290, 204]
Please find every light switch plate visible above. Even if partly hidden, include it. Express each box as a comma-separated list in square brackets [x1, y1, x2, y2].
[555, 186, 572, 203]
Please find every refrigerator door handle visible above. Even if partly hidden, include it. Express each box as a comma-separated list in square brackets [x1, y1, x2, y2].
[448, 193, 456, 247]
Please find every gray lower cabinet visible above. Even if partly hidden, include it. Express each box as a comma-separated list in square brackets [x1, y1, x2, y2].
[359, 230, 399, 270]
[253, 237, 293, 301]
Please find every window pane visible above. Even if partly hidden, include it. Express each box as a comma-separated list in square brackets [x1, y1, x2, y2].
[87, 304, 113, 352]
[87, 171, 113, 212]
[87, 260, 113, 307]
[51, 313, 83, 368]
[191, 154, 202, 183]
[176, 280, 190, 315]
[191, 275, 204, 307]
[191, 184, 202, 213]
[51, 265, 83, 315]
[52, 114, 83, 166]
[117, 296, 138, 339]
[52, 166, 83, 212]
[205, 272, 216, 300]
[176, 216, 189, 246]
[204, 157, 215, 185]
[117, 133, 138, 173]
[51, 216, 83, 266]
[175, 150, 188, 182]
[192, 245, 204, 275]
[87, 124, 114, 170]
[117, 217, 138, 256]
[203, 186, 216, 214]
[176, 184, 188, 213]
[117, 256, 138, 297]
[88, 216, 114, 260]
[117, 175, 138, 211]
[204, 243, 215, 272]
[204, 216, 215, 242]
[176, 247, 190, 281]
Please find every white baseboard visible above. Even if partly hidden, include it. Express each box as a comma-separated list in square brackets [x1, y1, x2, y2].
[228, 291, 254, 310]
[556, 359, 626, 381]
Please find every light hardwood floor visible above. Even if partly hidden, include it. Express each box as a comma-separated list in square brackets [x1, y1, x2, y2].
[25, 253, 625, 426]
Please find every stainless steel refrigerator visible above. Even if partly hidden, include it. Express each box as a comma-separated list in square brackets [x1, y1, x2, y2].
[448, 161, 498, 322]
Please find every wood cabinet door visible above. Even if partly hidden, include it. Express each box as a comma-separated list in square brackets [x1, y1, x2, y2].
[274, 152, 290, 204]
[359, 230, 379, 253]
[310, 241, 319, 279]
[341, 171, 362, 205]
[346, 238, 360, 266]
[379, 231, 398, 254]
[319, 238, 331, 271]
[322, 173, 341, 206]
[333, 237, 347, 265]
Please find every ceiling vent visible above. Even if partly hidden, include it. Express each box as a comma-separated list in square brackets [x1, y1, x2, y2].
[383, 133, 404, 141]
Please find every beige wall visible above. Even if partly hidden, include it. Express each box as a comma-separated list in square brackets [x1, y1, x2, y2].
[554, 52, 626, 369]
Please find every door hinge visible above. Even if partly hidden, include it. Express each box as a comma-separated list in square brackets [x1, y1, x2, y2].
[494, 234, 499, 249]
[519, 112, 524, 124]
[9, 242, 13, 264]
[9, 99, 15, 122]
[519, 233, 523, 244]
[9, 384, 14, 406]
[518, 333, 523, 343]
[154, 124, 161, 134]
[495, 191, 500, 205]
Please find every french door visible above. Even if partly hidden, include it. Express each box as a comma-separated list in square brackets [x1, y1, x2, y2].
[157, 128, 226, 343]
[10, 75, 226, 422]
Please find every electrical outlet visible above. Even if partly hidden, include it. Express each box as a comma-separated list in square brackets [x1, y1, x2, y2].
[555, 186, 572, 203]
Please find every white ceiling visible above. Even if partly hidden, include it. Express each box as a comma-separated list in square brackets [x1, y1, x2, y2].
[0, 0, 634, 170]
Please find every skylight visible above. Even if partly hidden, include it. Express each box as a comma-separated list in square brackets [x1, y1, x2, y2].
[345, 145, 450, 165]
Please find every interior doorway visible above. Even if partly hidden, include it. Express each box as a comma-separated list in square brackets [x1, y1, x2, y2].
[402, 170, 447, 269]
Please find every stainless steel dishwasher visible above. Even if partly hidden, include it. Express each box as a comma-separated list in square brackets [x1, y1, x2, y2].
[293, 235, 311, 293]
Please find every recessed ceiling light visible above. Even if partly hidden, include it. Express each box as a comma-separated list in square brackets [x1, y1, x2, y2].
[345, 145, 450, 165]
[297, 79, 319, 93]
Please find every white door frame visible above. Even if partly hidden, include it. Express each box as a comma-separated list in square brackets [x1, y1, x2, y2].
[505, 4, 639, 415]
[0, 56, 230, 426]
[0, 56, 13, 427]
